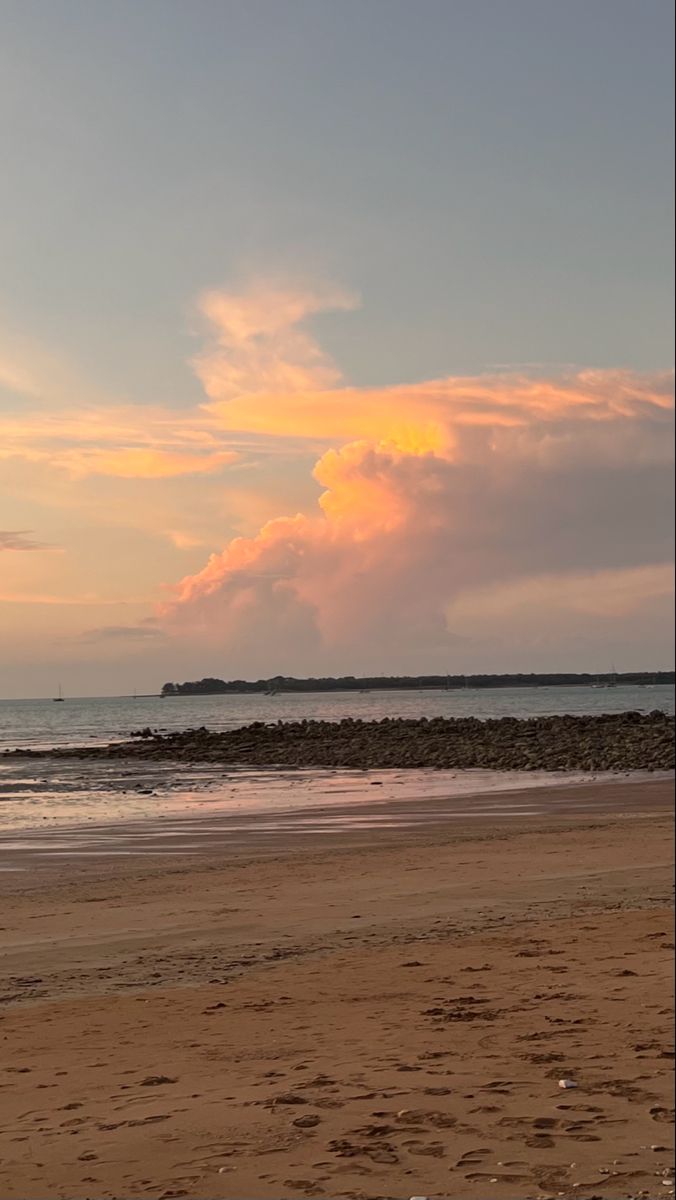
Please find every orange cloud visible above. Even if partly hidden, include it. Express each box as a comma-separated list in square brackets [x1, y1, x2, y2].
[0, 405, 241, 479]
[161, 283, 674, 667]
[193, 285, 672, 452]
[1, 281, 672, 669]
[166, 529, 209, 550]
[0, 591, 149, 606]
[193, 281, 357, 402]
[205, 372, 673, 453]
[65, 446, 238, 479]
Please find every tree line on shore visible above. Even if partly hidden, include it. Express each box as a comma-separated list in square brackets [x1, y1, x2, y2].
[160, 671, 674, 696]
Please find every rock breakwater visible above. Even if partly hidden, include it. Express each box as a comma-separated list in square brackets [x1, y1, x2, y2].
[6, 710, 674, 771]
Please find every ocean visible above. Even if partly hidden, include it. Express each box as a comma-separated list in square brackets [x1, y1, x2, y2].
[0, 683, 673, 752]
[0, 685, 672, 840]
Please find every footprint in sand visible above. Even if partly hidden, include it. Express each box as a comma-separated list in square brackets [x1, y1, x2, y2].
[350, 1124, 397, 1137]
[564, 1128, 602, 1141]
[555, 1103, 603, 1113]
[395, 1109, 457, 1130]
[263, 1093, 307, 1108]
[650, 1106, 675, 1123]
[457, 1148, 491, 1167]
[525, 1052, 565, 1063]
[328, 1139, 399, 1164]
[292, 1115, 321, 1129]
[366, 1147, 398, 1163]
[407, 1141, 445, 1157]
[128, 1114, 171, 1127]
[497, 1116, 554, 1129]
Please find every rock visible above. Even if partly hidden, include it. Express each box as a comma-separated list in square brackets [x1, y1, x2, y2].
[12, 711, 675, 772]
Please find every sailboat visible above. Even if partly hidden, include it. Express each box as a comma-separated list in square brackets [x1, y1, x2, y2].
[591, 666, 618, 690]
[53, 683, 64, 703]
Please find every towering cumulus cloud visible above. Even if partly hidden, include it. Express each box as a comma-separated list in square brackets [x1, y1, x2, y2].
[160, 283, 674, 669]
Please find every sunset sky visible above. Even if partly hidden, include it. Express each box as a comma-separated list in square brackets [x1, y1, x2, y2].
[1, 0, 673, 698]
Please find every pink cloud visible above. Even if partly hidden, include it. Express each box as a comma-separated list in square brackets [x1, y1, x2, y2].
[193, 280, 357, 403]
[160, 283, 674, 667]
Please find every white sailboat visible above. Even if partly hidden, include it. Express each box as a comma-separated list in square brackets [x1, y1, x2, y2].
[591, 666, 618, 689]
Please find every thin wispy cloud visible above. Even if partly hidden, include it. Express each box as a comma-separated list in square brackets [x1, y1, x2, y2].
[0, 592, 152, 606]
[0, 405, 242, 479]
[0, 530, 51, 551]
[80, 623, 166, 643]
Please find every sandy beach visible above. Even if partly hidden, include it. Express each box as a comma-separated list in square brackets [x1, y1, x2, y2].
[0, 777, 673, 1200]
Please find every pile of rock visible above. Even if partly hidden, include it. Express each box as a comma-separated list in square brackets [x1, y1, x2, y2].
[9, 710, 674, 771]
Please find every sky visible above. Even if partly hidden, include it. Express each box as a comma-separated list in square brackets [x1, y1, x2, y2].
[0, 0, 673, 698]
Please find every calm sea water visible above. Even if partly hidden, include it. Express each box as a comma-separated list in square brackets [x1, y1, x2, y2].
[0, 684, 672, 752]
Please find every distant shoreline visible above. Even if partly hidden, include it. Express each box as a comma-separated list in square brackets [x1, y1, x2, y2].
[0, 678, 673, 704]
[161, 671, 675, 696]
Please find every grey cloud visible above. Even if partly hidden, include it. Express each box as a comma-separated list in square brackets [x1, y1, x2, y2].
[0, 530, 50, 551]
[81, 624, 166, 644]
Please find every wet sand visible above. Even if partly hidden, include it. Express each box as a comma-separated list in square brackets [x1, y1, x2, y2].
[0, 771, 672, 863]
[3, 754, 668, 834]
[0, 778, 673, 1200]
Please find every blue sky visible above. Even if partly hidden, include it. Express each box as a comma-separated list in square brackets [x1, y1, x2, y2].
[2, 0, 673, 398]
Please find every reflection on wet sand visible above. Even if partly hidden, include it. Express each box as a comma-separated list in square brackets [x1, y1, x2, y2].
[0, 774, 672, 868]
